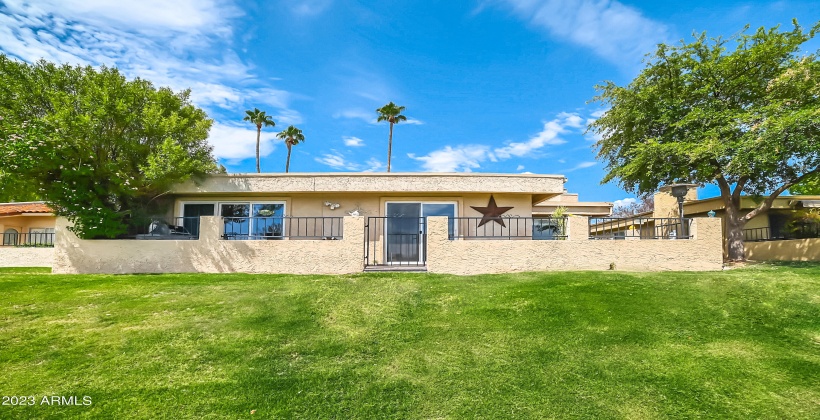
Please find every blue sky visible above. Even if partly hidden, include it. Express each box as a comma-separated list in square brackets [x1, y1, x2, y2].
[1, 0, 818, 207]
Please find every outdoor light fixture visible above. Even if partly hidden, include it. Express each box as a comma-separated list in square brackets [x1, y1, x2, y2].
[666, 183, 698, 238]
[707, 210, 716, 218]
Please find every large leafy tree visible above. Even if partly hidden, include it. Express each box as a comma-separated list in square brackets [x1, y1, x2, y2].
[0, 55, 217, 238]
[790, 174, 820, 194]
[376, 102, 407, 172]
[589, 21, 820, 261]
[276, 125, 305, 173]
[243, 108, 275, 173]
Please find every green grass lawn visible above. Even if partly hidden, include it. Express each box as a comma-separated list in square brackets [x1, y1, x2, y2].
[1, 265, 818, 419]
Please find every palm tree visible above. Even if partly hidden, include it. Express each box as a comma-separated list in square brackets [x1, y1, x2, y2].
[376, 102, 407, 172]
[276, 125, 305, 173]
[243, 108, 276, 173]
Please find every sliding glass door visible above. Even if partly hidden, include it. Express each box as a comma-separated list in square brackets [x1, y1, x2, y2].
[384, 202, 456, 264]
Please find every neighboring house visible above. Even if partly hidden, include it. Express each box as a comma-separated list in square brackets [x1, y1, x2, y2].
[601, 186, 820, 261]
[53, 172, 724, 274]
[0, 202, 56, 246]
[0, 201, 56, 268]
[674, 192, 819, 261]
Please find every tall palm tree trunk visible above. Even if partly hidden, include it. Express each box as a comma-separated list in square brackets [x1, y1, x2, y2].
[286, 143, 292, 173]
[255, 126, 261, 173]
[387, 122, 394, 172]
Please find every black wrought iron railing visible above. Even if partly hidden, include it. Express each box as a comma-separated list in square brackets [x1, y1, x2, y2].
[589, 217, 693, 240]
[221, 217, 343, 240]
[1, 232, 55, 247]
[448, 216, 568, 240]
[130, 216, 202, 240]
[364, 217, 427, 267]
[743, 224, 820, 242]
[743, 227, 774, 242]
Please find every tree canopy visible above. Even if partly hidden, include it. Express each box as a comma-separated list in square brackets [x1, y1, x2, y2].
[790, 174, 820, 195]
[588, 21, 820, 260]
[0, 55, 217, 238]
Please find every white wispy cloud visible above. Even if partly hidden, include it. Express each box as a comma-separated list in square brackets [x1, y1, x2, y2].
[496, 0, 669, 67]
[494, 114, 575, 159]
[362, 158, 385, 172]
[315, 151, 383, 171]
[315, 152, 359, 170]
[0, 0, 302, 161]
[516, 165, 525, 171]
[613, 197, 637, 209]
[408, 145, 490, 172]
[333, 108, 375, 124]
[208, 122, 278, 165]
[343, 136, 365, 147]
[409, 112, 587, 172]
[288, 0, 333, 16]
[333, 108, 423, 126]
[566, 161, 597, 172]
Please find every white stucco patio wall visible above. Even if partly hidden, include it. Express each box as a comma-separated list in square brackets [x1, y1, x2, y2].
[53, 216, 364, 274]
[0, 247, 54, 267]
[425, 216, 724, 274]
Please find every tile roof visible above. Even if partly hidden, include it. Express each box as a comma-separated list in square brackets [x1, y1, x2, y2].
[0, 202, 53, 216]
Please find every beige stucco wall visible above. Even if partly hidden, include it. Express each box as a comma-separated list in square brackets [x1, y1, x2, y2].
[54, 214, 725, 275]
[745, 238, 820, 261]
[0, 247, 54, 267]
[426, 216, 723, 274]
[0, 215, 56, 235]
[53, 216, 364, 274]
[653, 188, 698, 218]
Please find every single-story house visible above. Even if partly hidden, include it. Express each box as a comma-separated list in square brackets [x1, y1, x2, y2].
[598, 186, 820, 261]
[52, 172, 723, 274]
[0, 201, 55, 246]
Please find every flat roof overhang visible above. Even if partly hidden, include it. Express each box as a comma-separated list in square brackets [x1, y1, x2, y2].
[173, 172, 567, 204]
[532, 202, 613, 217]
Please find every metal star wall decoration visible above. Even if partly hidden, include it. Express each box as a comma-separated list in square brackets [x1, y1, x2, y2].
[470, 195, 514, 227]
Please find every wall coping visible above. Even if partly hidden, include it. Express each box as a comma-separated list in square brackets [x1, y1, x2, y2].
[172, 172, 567, 195]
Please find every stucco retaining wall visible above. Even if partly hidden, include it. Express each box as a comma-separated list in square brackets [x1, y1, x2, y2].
[54, 215, 724, 275]
[0, 247, 54, 267]
[745, 238, 820, 261]
[53, 216, 364, 274]
[426, 216, 723, 274]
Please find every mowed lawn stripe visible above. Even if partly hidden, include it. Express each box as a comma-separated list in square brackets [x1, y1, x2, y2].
[0, 265, 818, 419]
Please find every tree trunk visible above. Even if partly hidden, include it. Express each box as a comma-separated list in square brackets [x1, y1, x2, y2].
[255, 125, 261, 173]
[387, 122, 393, 172]
[726, 216, 747, 261]
[285, 143, 292, 173]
